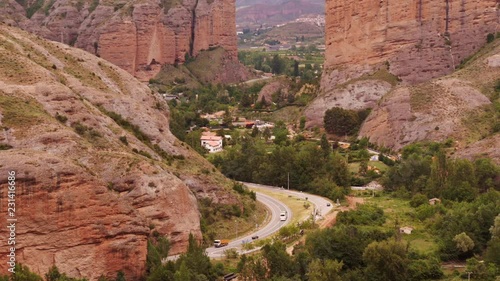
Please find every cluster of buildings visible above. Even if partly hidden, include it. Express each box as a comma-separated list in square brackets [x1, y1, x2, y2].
[199, 118, 275, 153]
[295, 15, 325, 27]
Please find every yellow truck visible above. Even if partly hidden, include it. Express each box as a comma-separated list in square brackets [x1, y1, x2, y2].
[214, 239, 229, 248]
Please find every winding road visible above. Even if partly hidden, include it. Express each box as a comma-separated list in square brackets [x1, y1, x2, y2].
[166, 182, 333, 260]
[206, 182, 334, 258]
[244, 182, 334, 220]
[206, 191, 292, 258]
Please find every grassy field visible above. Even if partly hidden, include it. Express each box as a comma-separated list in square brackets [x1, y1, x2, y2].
[361, 194, 439, 255]
[348, 161, 390, 174]
[243, 106, 303, 124]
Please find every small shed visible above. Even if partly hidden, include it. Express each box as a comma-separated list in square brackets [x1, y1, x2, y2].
[399, 227, 414, 235]
[429, 198, 441, 205]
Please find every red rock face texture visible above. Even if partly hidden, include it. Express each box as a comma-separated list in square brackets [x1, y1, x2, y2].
[322, 0, 499, 87]
[0, 25, 239, 280]
[358, 42, 500, 162]
[0, 0, 238, 81]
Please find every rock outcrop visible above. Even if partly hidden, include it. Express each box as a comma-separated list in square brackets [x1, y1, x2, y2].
[0, 25, 238, 280]
[0, 0, 238, 81]
[322, 0, 499, 87]
[304, 79, 393, 128]
[358, 79, 491, 150]
[358, 42, 500, 162]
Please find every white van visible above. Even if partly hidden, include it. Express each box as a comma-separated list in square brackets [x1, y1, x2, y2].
[279, 211, 287, 221]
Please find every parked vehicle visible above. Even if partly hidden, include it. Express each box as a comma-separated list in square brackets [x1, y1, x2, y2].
[214, 239, 229, 248]
[251, 235, 259, 240]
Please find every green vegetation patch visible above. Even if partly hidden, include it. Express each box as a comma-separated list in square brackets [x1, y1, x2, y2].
[43, 0, 55, 15]
[98, 107, 175, 162]
[0, 47, 41, 85]
[151, 64, 201, 91]
[89, 0, 99, 13]
[461, 106, 498, 142]
[98, 62, 128, 94]
[36, 39, 109, 91]
[159, 0, 182, 13]
[25, 0, 44, 18]
[184, 47, 226, 84]
[0, 93, 48, 131]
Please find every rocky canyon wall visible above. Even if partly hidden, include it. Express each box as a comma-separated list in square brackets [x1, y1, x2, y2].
[0, 0, 238, 81]
[322, 0, 499, 87]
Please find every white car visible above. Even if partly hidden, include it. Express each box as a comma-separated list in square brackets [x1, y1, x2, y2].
[279, 211, 287, 221]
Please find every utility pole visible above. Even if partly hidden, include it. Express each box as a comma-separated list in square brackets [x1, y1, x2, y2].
[287, 172, 290, 190]
[466, 271, 472, 281]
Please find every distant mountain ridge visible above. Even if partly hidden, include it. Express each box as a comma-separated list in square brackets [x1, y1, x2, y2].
[236, 0, 324, 27]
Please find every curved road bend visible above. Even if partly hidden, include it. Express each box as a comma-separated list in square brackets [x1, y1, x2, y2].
[243, 182, 334, 219]
[165, 183, 332, 260]
[206, 192, 292, 258]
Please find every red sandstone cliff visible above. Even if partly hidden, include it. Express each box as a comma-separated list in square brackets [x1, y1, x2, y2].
[0, 0, 238, 82]
[321, 0, 499, 88]
[0, 25, 239, 280]
[305, 0, 499, 139]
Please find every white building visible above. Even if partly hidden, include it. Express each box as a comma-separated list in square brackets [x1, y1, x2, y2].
[201, 133, 223, 153]
[399, 227, 414, 235]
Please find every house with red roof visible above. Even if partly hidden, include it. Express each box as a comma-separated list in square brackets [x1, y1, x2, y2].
[201, 132, 223, 153]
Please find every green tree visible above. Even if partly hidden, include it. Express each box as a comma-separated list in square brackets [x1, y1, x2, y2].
[115, 271, 125, 281]
[409, 193, 428, 208]
[263, 127, 271, 142]
[363, 240, 409, 281]
[12, 264, 43, 281]
[466, 257, 497, 281]
[453, 232, 475, 253]
[326, 152, 351, 189]
[320, 134, 331, 157]
[293, 60, 300, 77]
[324, 107, 359, 136]
[428, 151, 447, 197]
[474, 158, 500, 192]
[251, 126, 259, 138]
[240, 93, 252, 108]
[185, 130, 207, 155]
[358, 160, 368, 176]
[299, 117, 306, 131]
[485, 214, 500, 265]
[271, 55, 285, 74]
[273, 126, 288, 146]
[185, 233, 212, 278]
[262, 242, 293, 278]
[45, 266, 63, 281]
[307, 259, 343, 281]
[174, 261, 191, 281]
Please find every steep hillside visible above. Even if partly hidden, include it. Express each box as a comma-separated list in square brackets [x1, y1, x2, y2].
[321, 0, 499, 89]
[0, 0, 243, 82]
[0, 25, 241, 279]
[359, 40, 500, 162]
